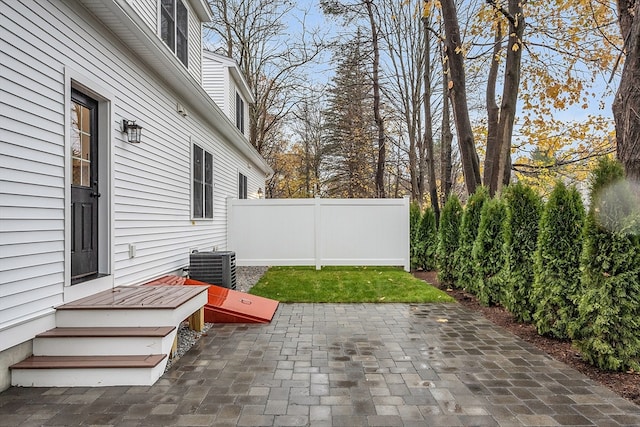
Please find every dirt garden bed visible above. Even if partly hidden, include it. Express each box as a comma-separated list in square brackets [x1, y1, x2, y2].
[413, 270, 640, 407]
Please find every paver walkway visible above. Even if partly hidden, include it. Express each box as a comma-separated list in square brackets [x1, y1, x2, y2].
[1, 304, 639, 426]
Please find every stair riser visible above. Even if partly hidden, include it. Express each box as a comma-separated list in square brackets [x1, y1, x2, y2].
[33, 333, 176, 356]
[11, 286, 208, 388]
[11, 363, 167, 387]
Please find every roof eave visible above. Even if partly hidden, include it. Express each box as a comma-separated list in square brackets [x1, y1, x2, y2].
[77, 0, 272, 176]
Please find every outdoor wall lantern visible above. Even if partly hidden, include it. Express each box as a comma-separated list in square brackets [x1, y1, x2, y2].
[257, 187, 264, 198]
[121, 119, 142, 144]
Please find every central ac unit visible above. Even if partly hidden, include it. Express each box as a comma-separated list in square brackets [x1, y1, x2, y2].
[189, 250, 237, 290]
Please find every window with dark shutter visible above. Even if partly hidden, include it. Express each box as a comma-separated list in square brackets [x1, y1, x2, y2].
[176, 0, 188, 67]
[193, 144, 214, 219]
[160, 0, 188, 67]
[238, 173, 248, 199]
[235, 92, 245, 134]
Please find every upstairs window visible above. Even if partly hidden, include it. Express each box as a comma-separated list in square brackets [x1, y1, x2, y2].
[161, 0, 188, 67]
[235, 92, 245, 134]
[238, 172, 248, 199]
[193, 144, 213, 218]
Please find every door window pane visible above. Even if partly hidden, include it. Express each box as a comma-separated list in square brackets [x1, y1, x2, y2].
[71, 101, 92, 187]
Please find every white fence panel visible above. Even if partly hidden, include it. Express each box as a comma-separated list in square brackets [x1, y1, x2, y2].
[227, 197, 409, 271]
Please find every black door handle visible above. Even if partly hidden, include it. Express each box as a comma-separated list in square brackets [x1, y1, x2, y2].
[91, 180, 101, 198]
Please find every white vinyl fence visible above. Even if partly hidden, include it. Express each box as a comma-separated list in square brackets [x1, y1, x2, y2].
[227, 197, 410, 271]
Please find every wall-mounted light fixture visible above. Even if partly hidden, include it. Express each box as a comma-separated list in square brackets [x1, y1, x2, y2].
[257, 187, 264, 199]
[121, 119, 142, 144]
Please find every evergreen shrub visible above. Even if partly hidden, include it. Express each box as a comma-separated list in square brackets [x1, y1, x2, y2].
[456, 186, 489, 292]
[414, 207, 438, 270]
[502, 182, 543, 322]
[570, 157, 640, 371]
[437, 194, 463, 285]
[532, 181, 585, 338]
[472, 198, 507, 306]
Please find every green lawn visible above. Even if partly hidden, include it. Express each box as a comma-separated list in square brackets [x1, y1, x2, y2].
[248, 266, 455, 303]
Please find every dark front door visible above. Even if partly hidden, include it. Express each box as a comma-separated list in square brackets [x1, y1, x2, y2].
[70, 89, 99, 283]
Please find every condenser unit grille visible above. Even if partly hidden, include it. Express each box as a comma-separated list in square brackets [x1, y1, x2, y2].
[189, 251, 236, 290]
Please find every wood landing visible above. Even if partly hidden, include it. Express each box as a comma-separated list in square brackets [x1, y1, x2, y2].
[57, 285, 208, 310]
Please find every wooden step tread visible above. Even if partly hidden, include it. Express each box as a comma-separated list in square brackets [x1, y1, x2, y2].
[10, 355, 166, 370]
[36, 327, 175, 338]
[57, 285, 208, 310]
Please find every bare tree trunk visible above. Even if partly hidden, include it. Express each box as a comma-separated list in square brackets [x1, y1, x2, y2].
[613, 0, 640, 182]
[494, 0, 524, 195]
[409, 130, 419, 204]
[422, 17, 440, 221]
[440, 0, 481, 195]
[484, 21, 502, 196]
[366, 0, 386, 198]
[441, 61, 453, 204]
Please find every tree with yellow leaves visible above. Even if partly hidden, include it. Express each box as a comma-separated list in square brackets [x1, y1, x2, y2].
[437, 0, 621, 195]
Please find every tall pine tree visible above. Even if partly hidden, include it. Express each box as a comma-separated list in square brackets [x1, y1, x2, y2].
[323, 31, 377, 197]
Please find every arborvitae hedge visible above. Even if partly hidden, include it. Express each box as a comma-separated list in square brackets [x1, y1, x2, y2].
[409, 202, 422, 269]
[414, 207, 438, 270]
[502, 183, 543, 322]
[437, 195, 463, 285]
[532, 181, 585, 338]
[570, 157, 640, 371]
[455, 187, 489, 292]
[472, 198, 507, 306]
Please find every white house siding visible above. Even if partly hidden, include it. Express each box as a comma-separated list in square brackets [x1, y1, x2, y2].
[0, 0, 266, 352]
[124, 0, 202, 83]
[126, 0, 156, 31]
[186, 5, 202, 84]
[1, 2, 67, 332]
[201, 56, 227, 116]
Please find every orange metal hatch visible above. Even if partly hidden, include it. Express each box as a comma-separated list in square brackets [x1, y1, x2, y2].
[145, 276, 278, 323]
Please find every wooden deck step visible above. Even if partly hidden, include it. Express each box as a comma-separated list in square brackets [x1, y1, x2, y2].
[33, 327, 177, 357]
[11, 355, 169, 387]
[11, 354, 166, 369]
[36, 326, 175, 338]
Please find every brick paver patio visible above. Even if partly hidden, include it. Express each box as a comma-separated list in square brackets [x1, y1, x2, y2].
[1, 304, 639, 426]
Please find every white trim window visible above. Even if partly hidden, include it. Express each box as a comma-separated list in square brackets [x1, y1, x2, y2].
[238, 172, 248, 199]
[160, 0, 188, 67]
[193, 144, 213, 218]
[235, 92, 245, 134]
